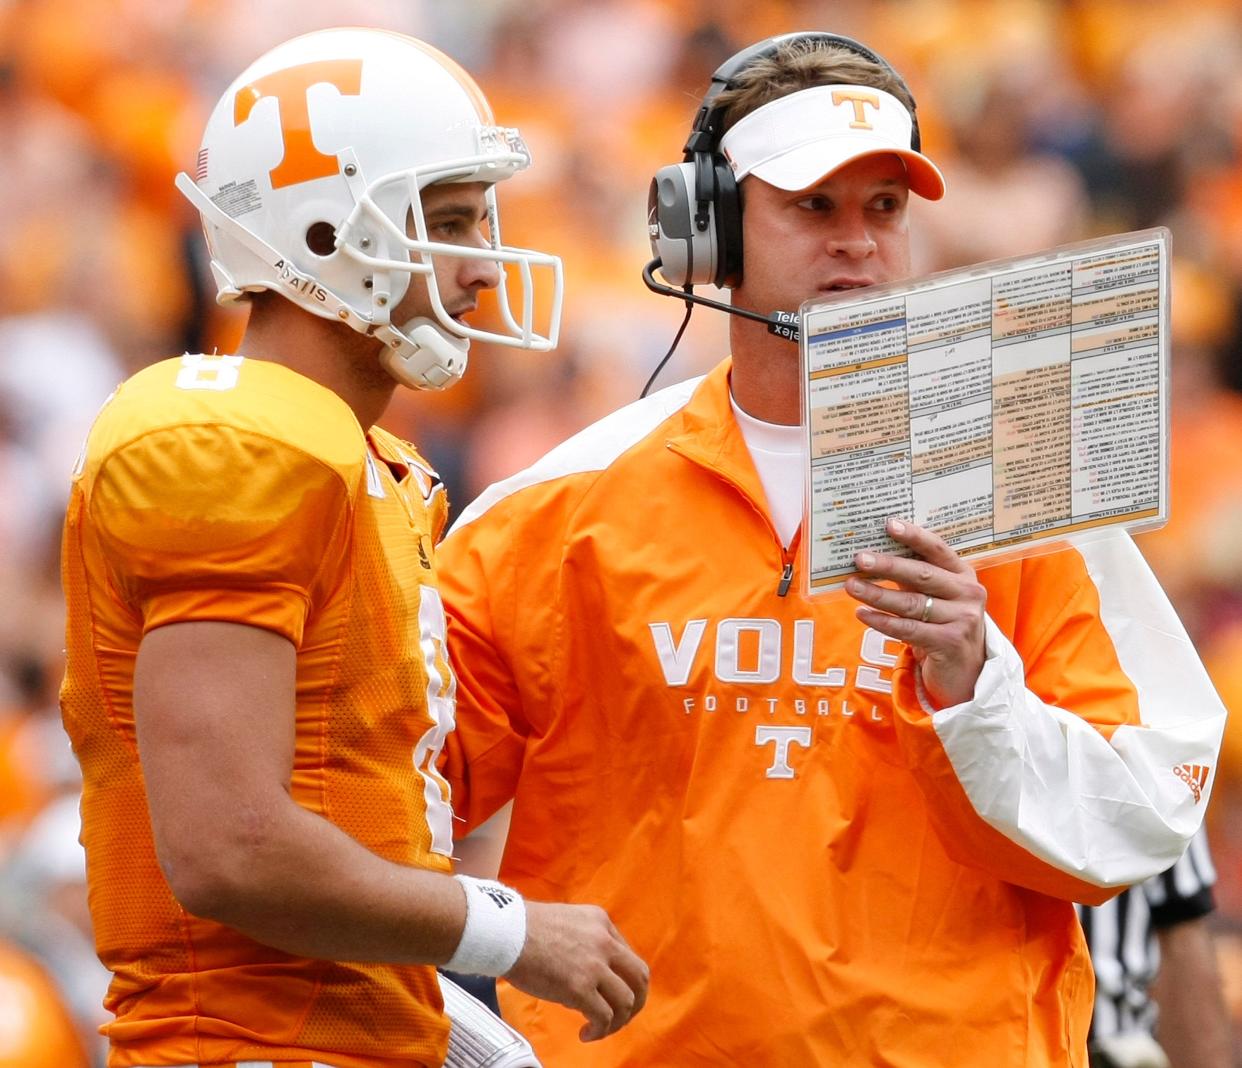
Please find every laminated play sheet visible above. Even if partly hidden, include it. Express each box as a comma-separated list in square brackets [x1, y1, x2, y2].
[800, 229, 1169, 594]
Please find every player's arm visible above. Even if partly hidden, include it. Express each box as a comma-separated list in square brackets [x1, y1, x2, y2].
[134, 618, 647, 1041]
[453, 803, 513, 880]
[1151, 915, 1233, 1068]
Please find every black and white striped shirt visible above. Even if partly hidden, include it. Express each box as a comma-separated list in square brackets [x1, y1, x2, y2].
[1077, 828, 1217, 1039]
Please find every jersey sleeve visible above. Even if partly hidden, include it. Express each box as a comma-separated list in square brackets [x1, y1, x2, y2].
[88, 423, 354, 646]
[437, 497, 535, 835]
[890, 532, 1226, 904]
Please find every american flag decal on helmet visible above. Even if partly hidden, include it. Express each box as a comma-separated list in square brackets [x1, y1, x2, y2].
[1173, 762, 1210, 803]
[196, 148, 209, 182]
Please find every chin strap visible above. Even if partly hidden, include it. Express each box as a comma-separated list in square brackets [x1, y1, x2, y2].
[377, 318, 470, 390]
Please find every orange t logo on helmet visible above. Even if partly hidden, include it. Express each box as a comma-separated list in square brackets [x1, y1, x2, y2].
[830, 88, 881, 130]
[234, 59, 364, 188]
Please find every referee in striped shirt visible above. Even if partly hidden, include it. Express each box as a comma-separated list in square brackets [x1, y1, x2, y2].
[1078, 828, 1234, 1067]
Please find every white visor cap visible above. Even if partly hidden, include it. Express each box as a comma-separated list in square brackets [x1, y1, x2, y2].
[719, 83, 945, 200]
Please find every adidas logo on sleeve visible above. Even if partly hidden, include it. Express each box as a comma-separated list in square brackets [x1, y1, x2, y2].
[1173, 763, 1210, 802]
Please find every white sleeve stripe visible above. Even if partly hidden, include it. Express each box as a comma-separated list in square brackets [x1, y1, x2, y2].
[1076, 531, 1226, 732]
[449, 377, 702, 534]
[929, 532, 1227, 887]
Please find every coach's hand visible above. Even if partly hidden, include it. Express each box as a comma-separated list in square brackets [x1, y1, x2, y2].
[844, 516, 987, 708]
[506, 901, 649, 1042]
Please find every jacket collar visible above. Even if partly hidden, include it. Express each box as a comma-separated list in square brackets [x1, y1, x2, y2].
[665, 357, 772, 513]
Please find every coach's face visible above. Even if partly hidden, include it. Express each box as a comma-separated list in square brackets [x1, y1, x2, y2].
[731, 153, 913, 319]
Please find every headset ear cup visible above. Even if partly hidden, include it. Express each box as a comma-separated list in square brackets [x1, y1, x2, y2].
[648, 161, 718, 288]
[713, 159, 743, 288]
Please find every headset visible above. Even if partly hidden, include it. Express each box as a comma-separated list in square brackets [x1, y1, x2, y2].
[646, 31, 922, 291]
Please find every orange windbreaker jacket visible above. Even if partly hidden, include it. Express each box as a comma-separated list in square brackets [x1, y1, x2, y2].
[439, 359, 1224, 1067]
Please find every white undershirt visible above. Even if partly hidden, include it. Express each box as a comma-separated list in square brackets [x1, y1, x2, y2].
[730, 393, 805, 548]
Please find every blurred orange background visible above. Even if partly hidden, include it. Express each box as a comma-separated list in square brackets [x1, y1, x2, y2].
[1, 1, 1241, 1062]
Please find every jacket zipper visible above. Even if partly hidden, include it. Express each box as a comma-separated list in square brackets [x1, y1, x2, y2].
[778, 560, 794, 597]
[667, 439, 799, 597]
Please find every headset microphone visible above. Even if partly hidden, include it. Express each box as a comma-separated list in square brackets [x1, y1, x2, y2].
[641, 258, 800, 341]
[638, 257, 799, 399]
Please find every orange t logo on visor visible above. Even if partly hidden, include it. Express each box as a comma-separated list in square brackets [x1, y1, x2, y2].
[830, 88, 881, 130]
[234, 59, 364, 188]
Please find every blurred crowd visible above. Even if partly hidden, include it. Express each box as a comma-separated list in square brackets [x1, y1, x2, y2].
[1, 0, 1242, 1062]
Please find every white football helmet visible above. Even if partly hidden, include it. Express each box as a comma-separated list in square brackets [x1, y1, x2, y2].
[175, 28, 563, 390]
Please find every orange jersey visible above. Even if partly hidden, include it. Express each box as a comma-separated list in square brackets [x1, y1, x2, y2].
[60, 355, 456, 1068]
[439, 359, 1224, 1067]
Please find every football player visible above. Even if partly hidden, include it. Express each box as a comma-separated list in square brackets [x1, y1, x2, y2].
[60, 27, 646, 1068]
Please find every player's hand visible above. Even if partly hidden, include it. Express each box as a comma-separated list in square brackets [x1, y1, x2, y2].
[844, 517, 987, 708]
[506, 901, 649, 1042]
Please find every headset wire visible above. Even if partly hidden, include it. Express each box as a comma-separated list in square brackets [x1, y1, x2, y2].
[640, 294, 695, 399]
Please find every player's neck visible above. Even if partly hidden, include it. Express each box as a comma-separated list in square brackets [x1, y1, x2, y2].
[729, 320, 801, 425]
[237, 300, 398, 430]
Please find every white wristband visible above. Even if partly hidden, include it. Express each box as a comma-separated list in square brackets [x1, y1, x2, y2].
[445, 875, 527, 977]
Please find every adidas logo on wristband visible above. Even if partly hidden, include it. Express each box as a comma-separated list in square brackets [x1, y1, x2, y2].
[480, 883, 516, 909]
[445, 875, 528, 977]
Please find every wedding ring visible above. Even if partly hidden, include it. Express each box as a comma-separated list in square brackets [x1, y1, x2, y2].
[920, 595, 934, 622]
